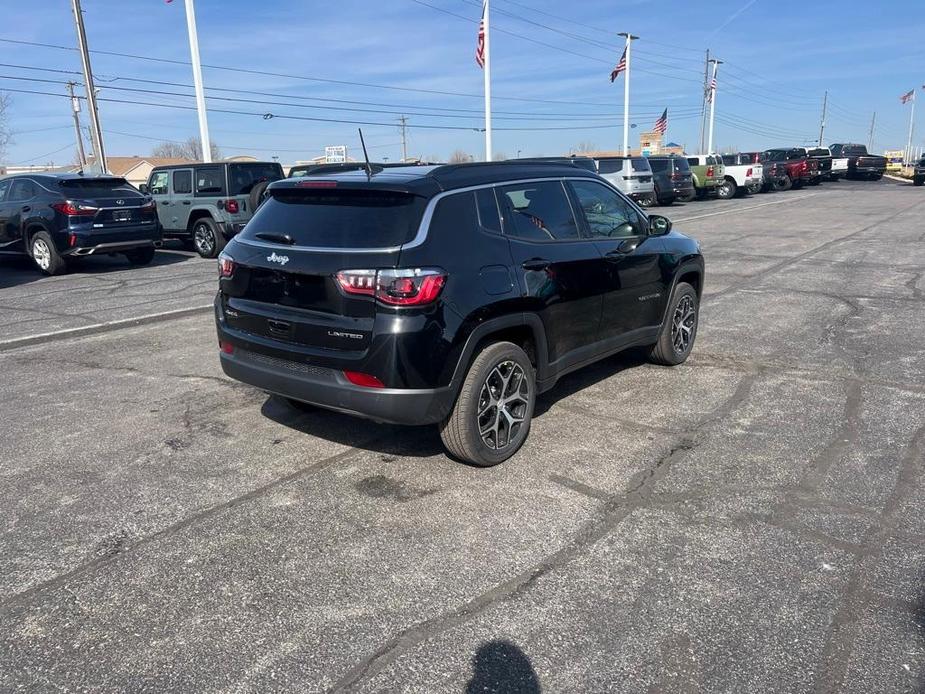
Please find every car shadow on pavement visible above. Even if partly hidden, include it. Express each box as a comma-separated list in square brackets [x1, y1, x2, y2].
[0, 249, 194, 289]
[465, 639, 542, 694]
[914, 579, 925, 692]
[259, 349, 651, 463]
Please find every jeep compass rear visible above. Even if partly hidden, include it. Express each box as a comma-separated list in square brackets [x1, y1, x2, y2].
[216, 164, 704, 466]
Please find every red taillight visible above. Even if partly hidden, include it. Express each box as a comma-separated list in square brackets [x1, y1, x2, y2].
[219, 340, 234, 354]
[706, 166, 714, 177]
[224, 199, 240, 214]
[51, 201, 97, 216]
[343, 371, 384, 388]
[800, 160, 808, 172]
[296, 180, 338, 188]
[671, 173, 683, 181]
[746, 168, 753, 177]
[335, 269, 447, 306]
[218, 252, 235, 278]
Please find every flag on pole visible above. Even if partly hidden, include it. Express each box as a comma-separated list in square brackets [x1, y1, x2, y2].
[901, 89, 914, 104]
[653, 108, 668, 135]
[707, 76, 717, 103]
[475, 1, 487, 68]
[610, 48, 627, 82]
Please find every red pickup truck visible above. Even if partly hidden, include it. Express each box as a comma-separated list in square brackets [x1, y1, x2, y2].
[761, 148, 820, 190]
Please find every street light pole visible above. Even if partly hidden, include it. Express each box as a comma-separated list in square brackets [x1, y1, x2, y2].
[183, 0, 212, 162]
[70, 0, 106, 173]
[818, 89, 828, 147]
[66, 82, 87, 168]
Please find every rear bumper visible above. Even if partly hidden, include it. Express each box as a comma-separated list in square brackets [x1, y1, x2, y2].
[218, 221, 247, 239]
[65, 238, 160, 257]
[218, 343, 455, 425]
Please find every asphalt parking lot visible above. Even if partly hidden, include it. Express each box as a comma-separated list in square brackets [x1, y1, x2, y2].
[1, 179, 924, 693]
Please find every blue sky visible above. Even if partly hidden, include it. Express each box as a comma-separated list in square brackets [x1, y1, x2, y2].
[2, 0, 924, 166]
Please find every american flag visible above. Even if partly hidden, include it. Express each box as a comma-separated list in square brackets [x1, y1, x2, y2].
[610, 48, 627, 82]
[475, 1, 486, 68]
[707, 76, 717, 103]
[653, 108, 668, 135]
[901, 89, 914, 104]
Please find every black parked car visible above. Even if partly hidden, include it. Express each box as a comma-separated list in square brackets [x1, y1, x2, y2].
[646, 156, 696, 205]
[913, 157, 925, 186]
[215, 163, 704, 466]
[0, 173, 161, 275]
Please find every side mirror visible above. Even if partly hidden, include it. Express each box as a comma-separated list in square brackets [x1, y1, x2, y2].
[138, 184, 149, 194]
[648, 215, 672, 236]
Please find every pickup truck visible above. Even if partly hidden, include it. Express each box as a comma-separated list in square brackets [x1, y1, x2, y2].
[796, 147, 831, 184]
[720, 154, 764, 197]
[761, 148, 820, 190]
[742, 152, 786, 192]
[683, 154, 725, 201]
[829, 143, 887, 180]
[806, 147, 848, 181]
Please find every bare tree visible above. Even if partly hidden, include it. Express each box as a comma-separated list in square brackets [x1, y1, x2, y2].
[448, 149, 473, 164]
[151, 136, 222, 161]
[0, 93, 12, 162]
[574, 141, 597, 154]
[493, 151, 508, 161]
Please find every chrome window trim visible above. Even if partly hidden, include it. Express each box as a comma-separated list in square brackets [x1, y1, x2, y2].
[233, 175, 635, 254]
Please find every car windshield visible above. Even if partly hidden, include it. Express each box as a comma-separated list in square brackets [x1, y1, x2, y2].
[58, 178, 141, 197]
[227, 163, 284, 195]
[241, 188, 427, 248]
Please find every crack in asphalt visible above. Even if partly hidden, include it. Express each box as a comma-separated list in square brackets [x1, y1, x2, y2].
[327, 371, 760, 692]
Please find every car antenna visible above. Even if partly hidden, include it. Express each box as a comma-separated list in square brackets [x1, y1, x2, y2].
[358, 128, 373, 180]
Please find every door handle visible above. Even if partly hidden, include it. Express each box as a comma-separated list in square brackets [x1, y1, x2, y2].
[604, 240, 639, 260]
[521, 258, 550, 271]
[21, 206, 31, 213]
[161, 201, 170, 205]
[182, 201, 191, 205]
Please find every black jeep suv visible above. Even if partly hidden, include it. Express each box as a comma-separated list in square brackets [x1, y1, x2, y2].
[215, 163, 704, 466]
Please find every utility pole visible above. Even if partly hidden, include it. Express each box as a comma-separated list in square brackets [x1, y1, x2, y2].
[481, 0, 492, 162]
[905, 94, 916, 166]
[818, 90, 828, 147]
[66, 82, 87, 168]
[699, 48, 710, 154]
[706, 58, 722, 154]
[182, 0, 212, 162]
[399, 115, 408, 162]
[868, 112, 876, 151]
[618, 32, 639, 156]
[70, 0, 106, 173]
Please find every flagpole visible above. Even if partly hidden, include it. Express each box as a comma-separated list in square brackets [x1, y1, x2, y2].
[905, 93, 915, 168]
[483, 0, 492, 162]
[707, 59, 722, 154]
[618, 33, 637, 156]
[184, 0, 212, 163]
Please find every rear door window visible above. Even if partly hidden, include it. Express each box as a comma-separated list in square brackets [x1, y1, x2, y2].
[241, 188, 427, 249]
[195, 167, 225, 196]
[497, 180, 580, 242]
[0, 179, 10, 202]
[475, 188, 501, 233]
[173, 170, 193, 195]
[9, 179, 37, 201]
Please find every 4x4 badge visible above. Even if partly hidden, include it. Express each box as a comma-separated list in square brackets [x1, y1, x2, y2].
[267, 252, 290, 266]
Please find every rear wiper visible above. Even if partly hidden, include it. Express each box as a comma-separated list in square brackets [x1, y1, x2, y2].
[255, 232, 295, 245]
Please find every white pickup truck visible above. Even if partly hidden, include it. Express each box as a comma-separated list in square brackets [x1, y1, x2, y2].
[807, 146, 848, 181]
[719, 154, 764, 198]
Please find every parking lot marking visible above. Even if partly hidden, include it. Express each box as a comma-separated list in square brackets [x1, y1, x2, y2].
[671, 194, 818, 223]
[0, 304, 214, 353]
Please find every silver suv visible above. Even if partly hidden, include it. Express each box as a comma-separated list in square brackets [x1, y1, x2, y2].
[143, 161, 284, 257]
[595, 157, 657, 207]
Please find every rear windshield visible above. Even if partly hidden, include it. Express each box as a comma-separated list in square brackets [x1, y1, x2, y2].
[58, 177, 140, 197]
[842, 145, 868, 156]
[242, 188, 427, 248]
[672, 158, 691, 172]
[630, 158, 651, 172]
[686, 157, 699, 166]
[807, 148, 830, 157]
[648, 159, 668, 172]
[228, 163, 284, 195]
[568, 158, 597, 172]
[764, 150, 788, 161]
[597, 159, 624, 174]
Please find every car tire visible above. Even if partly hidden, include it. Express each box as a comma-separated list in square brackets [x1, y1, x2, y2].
[678, 191, 695, 203]
[648, 282, 699, 367]
[773, 176, 792, 192]
[872, 173, 883, 181]
[30, 231, 67, 276]
[809, 177, 821, 186]
[913, 176, 924, 186]
[439, 341, 535, 467]
[125, 246, 156, 266]
[191, 218, 226, 259]
[249, 180, 271, 211]
[637, 193, 656, 208]
[717, 178, 736, 199]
